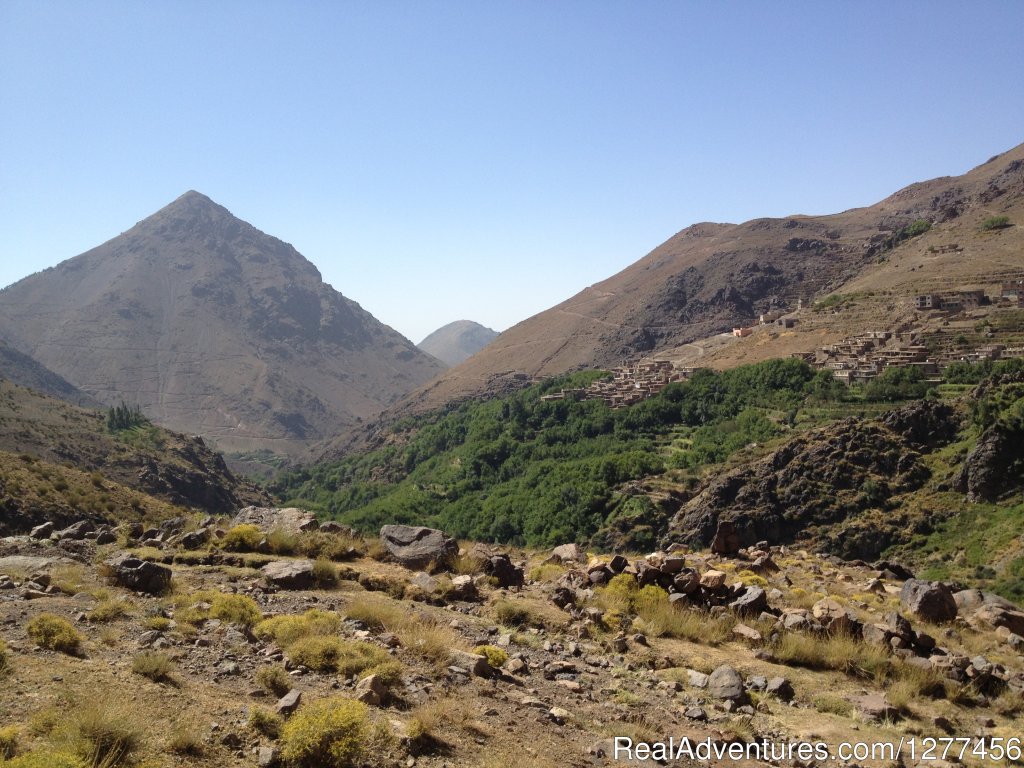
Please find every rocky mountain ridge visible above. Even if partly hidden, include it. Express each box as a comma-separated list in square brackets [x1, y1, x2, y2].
[0, 191, 445, 456]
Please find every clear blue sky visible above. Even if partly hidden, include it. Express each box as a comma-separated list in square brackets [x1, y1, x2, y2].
[2, 1, 1022, 343]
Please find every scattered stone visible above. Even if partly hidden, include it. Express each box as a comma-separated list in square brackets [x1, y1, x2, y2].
[732, 623, 763, 643]
[852, 693, 900, 722]
[708, 665, 746, 702]
[356, 674, 388, 706]
[766, 676, 794, 700]
[258, 745, 279, 768]
[104, 553, 172, 594]
[485, 554, 524, 588]
[450, 650, 493, 678]
[729, 586, 767, 617]
[812, 598, 860, 634]
[262, 560, 315, 590]
[548, 706, 570, 724]
[275, 689, 302, 716]
[380, 525, 458, 570]
[900, 579, 957, 623]
[29, 522, 54, 540]
[549, 543, 585, 563]
[233, 506, 318, 534]
[700, 570, 727, 590]
[687, 670, 709, 688]
[710, 520, 741, 555]
[683, 706, 707, 721]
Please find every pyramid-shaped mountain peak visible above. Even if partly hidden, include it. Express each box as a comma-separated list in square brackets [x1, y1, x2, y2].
[0, 194, 445, 455]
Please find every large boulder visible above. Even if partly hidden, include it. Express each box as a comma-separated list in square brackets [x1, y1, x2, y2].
[710, 520, 741, 556]
[104, 553, 172, 594]
[729, 586, 768, 617]
[708, 665, 746, 702]
[548, 543, 585, 564]
[485, 554, 524, 589]
[900, 579, 957, 623]
[262, 559, 315, 589]
[379, 525, 458, 570]
[970, 604, 1024, 636]
[954, 589, 1016, 613]
[233, 506, 318, 534]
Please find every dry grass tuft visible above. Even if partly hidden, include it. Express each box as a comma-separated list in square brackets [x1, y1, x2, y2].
[26, 613, 81, 654]
[256, 665, 293, 697]
[131, 651, 173, 682]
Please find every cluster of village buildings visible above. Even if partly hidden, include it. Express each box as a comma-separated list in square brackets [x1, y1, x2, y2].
[539, 359, 682, 408]
[536, 281, 1024, 407]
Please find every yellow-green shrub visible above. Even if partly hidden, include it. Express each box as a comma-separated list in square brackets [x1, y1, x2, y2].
[0, 725, 18, 759]
[736, 570, 769, 587]
[1, 749, 85, 768]
[221, 524, 263, 552]
[472, 645, 509, 668]
[287, 637, 390, 676]
[256, 665, 292, 696]
[254, 609, 341, 647]
[312, 558, 338, 587]
[131, 651, 173, 682]
[0, 638, 10, 675]
[87, 599, 130, 623]
[248, 707, 283, 738]
[26, 613, 81, 654]
[65, 700, 141, 767]
[210, 593, 262, 627]
[492, 600, 543, 627]
[361, 658, 403, 686]
[279, 697, 368, 768]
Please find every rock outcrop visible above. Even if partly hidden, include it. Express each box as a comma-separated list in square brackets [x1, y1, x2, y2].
[379, 525, 459, 570]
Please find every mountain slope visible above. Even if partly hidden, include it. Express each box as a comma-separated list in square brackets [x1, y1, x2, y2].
[0, 337, 102, 408]
[399, 143, 1024, 414]
[0, 192, 445, 455]
[0, 378, 269, 532]
[417, 320, 498, 367]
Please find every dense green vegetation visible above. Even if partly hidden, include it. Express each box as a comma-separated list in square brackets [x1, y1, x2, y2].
[105, 402, 148, 433]
[943, 357, 1024, 385]
[980, 215, 1011, 231]
[273, 359, 835, 547]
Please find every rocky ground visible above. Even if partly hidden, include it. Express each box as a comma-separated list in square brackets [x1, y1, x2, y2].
[1, 511, 1024, 768]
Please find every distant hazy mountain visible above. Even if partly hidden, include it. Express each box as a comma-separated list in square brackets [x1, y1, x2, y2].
[0, 191, 445, 455]
[418, 320, 499, 367]
[0, 337, 102, 408]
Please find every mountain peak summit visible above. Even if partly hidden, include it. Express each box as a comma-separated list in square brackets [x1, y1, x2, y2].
[0, 194, 445, 454]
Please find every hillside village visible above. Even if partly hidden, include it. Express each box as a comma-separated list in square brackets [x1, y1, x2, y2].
[537, 278, 1024, 407]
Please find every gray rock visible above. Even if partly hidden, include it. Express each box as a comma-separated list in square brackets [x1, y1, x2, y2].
[729, 586, 767, 616]
[233, 506, 318, 534]
[355, 674, 387, 706]
[261, 560, 315, 589]
[853, 693, 900, 722]
[258, 745, 279, 768]
[710, 520, 741, 555]
[900, 579, 957, 623]
[56, 520, 95, 540]
[104, 553, 172, 594]
[766, 676, 794, 701]
[379, 525, 458, 570]
[708, 664, 746, 702]
[486, 554, 524, 588]
[29, 522, 54, 539]
[450, 650, 493, 678]
[275, 689, 302, 715]
[549, 543, 585, 563]
[178, 528, 210, 550]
